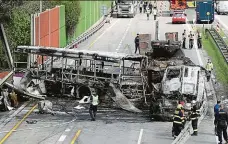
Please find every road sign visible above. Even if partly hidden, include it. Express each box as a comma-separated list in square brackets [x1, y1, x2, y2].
[207, 12, 210, 15]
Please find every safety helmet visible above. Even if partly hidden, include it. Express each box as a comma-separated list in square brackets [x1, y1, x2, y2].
[177, 104, 183, 109]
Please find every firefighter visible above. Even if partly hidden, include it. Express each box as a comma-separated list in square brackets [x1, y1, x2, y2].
[189, 100, 200, 136]
[205, 59, 213, 82]
[188, 31, 194, 49]
[153, 7, 157, 20]
[214, 101, 221, 136]
[215, 104, 228, 144]
[182, 29, 186, 49]
[134, 34, 140, 54]
[197, 30, 202, 48]
[89, 90, 99, 121]
[172, 104, 185, 139]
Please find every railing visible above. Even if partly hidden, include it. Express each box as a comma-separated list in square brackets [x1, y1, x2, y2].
[206, 28, 228, 63]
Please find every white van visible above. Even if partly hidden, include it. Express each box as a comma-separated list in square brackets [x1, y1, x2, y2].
[216, 1, 228, 15]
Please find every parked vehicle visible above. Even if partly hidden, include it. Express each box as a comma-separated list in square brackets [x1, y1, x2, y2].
[170, 0, 187, 16]
[215, 1, 228, 15]
[172, 11, 187, 24]
[196, 0, 214, 24]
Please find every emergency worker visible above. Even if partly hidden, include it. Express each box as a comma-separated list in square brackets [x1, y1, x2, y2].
[182, 29, 186, 49]
[172, 104, 185, 139]
[197, 30, 202, 48]
[214, 101, 221, 135]
[205, 59, 213, 82]
[89, 91, 99, 121]
[9, 90, 18, 108]
[189, 101, 200, 136]
[134, 34, 140, 54]
[215, 104, 228, 144]
[188, 31, 194, 49]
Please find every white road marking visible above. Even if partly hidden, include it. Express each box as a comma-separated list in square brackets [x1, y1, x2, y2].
[58, 135, 67, 142]
[89, 19, 120, 49]
[116, 19, 133, 51]
[137, 129, 144, 144]
[185, 17, 204, 66]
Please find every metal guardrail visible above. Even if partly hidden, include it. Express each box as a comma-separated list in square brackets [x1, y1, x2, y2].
[171, 92, 208, 144]
[206, 28, 228, 63]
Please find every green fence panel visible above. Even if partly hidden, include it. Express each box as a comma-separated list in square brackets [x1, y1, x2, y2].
[59, 26, 66, 48]
[59, 5, 66, 28]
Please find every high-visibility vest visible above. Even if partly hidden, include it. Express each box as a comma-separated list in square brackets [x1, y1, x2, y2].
[173, 109, 184, 124]
[206, 62, 213, 71]
[92, 95, 98, 106]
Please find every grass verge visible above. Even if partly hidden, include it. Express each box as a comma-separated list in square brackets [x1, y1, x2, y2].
[202, 31, 228, 85]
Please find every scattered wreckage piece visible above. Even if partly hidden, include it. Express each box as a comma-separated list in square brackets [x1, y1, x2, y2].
[149, 65, 206, 121]
[109, 83, 142, 113]
[38, 100, 53, 114]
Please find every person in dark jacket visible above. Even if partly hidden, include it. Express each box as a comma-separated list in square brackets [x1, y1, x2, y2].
[149, 2, 153, 14]
[214, 101, 221, 135]
[143, 2, 147, 13]
[189, 105, 200, 136]
[215, 104, 228, 144]
[134, 34, 140, 54]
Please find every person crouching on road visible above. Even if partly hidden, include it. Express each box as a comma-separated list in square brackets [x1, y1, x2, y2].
[89, 91, 99, 121]
[189, 101, 200, 136]
[205, 59, 213, 82]
[172, 104, 185, 139]
[215, 104, 228, 144]
[214, 100, 221, 136]
[134, 34, 140, 54]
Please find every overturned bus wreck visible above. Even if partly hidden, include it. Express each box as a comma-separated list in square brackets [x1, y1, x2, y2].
[16, 46, 148, 113]
[149, 65, 206, 121]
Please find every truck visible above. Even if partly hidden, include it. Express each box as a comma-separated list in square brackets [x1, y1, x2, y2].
[170, 0, 187, 16]
[116, 0, 137, 18]
[196, 0, 214, 24]
[215, 1, 228, 15]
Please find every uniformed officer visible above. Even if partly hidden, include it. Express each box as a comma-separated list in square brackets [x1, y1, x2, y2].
[172, 104, 185, 139]
[153, 7, 157, 20]
[188, 31, 194, 49]
[182, 30, 186, 49]
[134, 34, 140, 54]
[143, 2, 147, 13]
[214, 101, 221, 135]
[205, 59, 213, 81]
[189, 101, 200, 136]
[89, 91, 99, 121]
[149, 2, 153, 14]
[146, 8, 150, 20]
[197, 31, 202, 48]
[215, 104, 228, 144]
